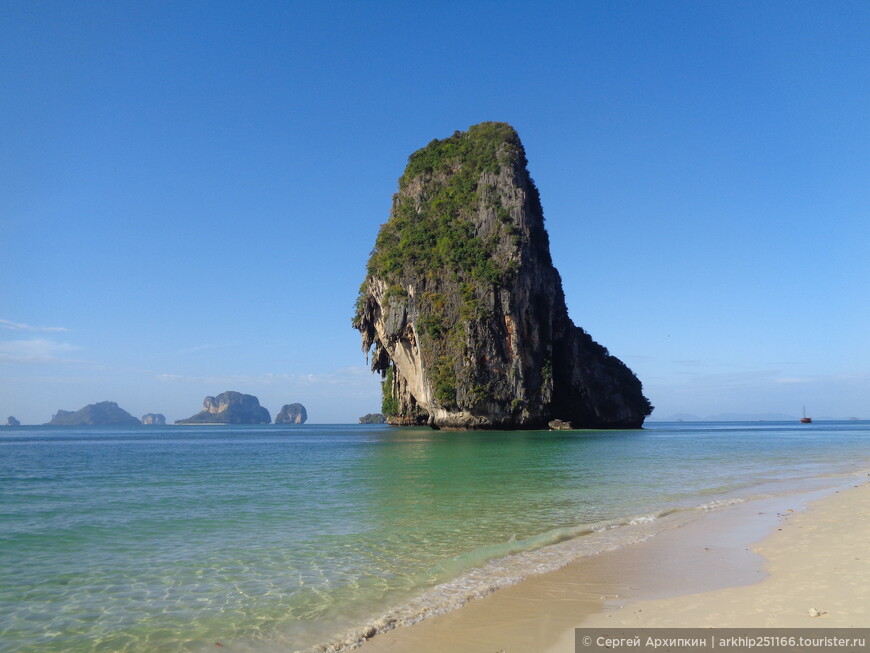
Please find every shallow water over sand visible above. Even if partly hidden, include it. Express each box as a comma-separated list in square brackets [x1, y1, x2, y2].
[1, 421, 868, 651]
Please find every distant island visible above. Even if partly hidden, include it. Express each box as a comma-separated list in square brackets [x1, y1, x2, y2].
[359, 413, 386, 424]
[275, 403, 307, 424]
[142, 413, 166, 425]
[353, 122, 652, 430]
[5, 416, 20, 426]
[176, 391, 271, 424]
[45, 401, 141, 426]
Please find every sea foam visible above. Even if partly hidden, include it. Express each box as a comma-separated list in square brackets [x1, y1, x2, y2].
[298, 500, 738, 653]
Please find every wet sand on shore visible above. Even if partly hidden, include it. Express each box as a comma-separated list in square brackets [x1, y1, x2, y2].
[359, 479, 870, 653]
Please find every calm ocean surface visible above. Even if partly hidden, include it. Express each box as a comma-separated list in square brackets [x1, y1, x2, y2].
[2, 421, 869, 652]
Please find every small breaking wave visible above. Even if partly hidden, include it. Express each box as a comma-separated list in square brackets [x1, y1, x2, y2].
[298, 501, 735, 653]
[698, 497, 747, 510]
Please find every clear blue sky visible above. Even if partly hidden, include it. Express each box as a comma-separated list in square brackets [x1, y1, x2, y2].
[2, 1, 868, 424]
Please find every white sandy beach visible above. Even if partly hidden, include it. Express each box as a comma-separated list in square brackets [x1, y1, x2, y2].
[359, 477, 870, 653]
[577, 480, 870, 630]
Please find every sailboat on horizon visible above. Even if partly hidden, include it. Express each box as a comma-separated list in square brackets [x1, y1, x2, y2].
[800, 406, 812, 424]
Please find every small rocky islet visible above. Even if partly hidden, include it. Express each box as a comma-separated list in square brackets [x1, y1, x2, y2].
[45, 401, 141, 426]
[37, 394, 308, 426]
[176, 391, 272, 425]
[275, 403, 308, 424]
[354, 122, 652, 430]
[175, 392, 310, 425]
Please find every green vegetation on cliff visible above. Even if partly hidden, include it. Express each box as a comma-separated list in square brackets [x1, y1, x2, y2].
[364, 122, 521, 286]
[354, 121, 651, 429]
[381, 365, 399, 417]
[357, 122, 533, 410]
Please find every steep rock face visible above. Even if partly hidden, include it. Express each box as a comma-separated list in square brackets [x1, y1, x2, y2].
[46, 401, 141, 426]
[142, 413, 166, 425]
[353, 122, 652, 429]
[50, 409, 74, 423]
[176, 391, 271, 424]
[275, 403, 307, 424]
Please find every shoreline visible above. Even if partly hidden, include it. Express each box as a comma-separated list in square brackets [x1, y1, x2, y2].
[356, 473, 870, 653]
[6, 424, 869, 652]
[575, 476, 870, 629]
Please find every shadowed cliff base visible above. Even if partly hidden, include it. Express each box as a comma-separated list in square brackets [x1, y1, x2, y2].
[353, 122, 652, 430]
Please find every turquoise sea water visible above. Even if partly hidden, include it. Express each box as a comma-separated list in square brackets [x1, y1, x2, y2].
[1, 421, 869, 652]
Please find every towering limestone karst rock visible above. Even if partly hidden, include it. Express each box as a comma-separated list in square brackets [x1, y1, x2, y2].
[45, 401, 141, 426]
[176, 391, 271, 424]
[353, 122, 652, 430]
[141, 413, 166, 425]
[275, 403, 308, 424]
